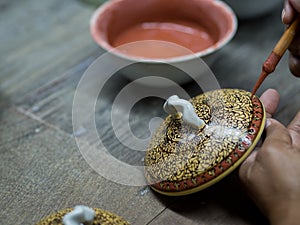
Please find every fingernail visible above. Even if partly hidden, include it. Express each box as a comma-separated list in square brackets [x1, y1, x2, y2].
[281, 9, 286, 22]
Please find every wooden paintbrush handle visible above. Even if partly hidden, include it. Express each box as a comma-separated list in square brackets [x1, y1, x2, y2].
[252, 16, 300, 96]
[273, 16, 300, 57]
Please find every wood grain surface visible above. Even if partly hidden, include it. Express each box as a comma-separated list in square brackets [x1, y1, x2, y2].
[0, 0, 299, 224]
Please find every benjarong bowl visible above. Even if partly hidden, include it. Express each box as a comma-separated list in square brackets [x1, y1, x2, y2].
[144, 89, 265, 196]
[36, 207, 129, 225]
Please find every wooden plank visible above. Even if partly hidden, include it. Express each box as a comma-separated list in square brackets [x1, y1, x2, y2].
[148, 209, 199, 225]
[0, 0, 99, 100]
[0, 108, 170, 224]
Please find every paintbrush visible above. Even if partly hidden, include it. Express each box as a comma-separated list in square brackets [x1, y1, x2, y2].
[251, 16, 300, 97]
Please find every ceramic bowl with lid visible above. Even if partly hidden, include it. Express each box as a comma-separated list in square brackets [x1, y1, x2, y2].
[36, 206, 130, 225]
[144, 89, 265, 196]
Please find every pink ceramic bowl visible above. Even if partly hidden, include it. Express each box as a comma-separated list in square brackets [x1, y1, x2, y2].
[90, 0, 237, 84]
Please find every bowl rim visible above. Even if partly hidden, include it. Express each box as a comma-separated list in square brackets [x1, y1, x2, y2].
[90, 0, 238, 63]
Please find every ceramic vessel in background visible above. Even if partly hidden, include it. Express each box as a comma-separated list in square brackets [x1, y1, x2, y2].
[90, 0, 237, 86]
[222, 0, 282, 19]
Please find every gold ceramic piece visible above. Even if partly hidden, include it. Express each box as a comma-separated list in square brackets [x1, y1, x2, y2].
[36, 207, 130, 225]
[144, 89, 265, 196]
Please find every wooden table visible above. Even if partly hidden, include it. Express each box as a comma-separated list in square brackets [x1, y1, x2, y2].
[1, 1, 299, 224]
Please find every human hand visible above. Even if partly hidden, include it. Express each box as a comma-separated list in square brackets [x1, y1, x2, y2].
[282, 0, 300, 77]
[239, 89, 300, 225]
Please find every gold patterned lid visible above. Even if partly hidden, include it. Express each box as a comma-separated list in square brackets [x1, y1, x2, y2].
[144, 89, 265, 196]
[36, 207, 130, 225]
